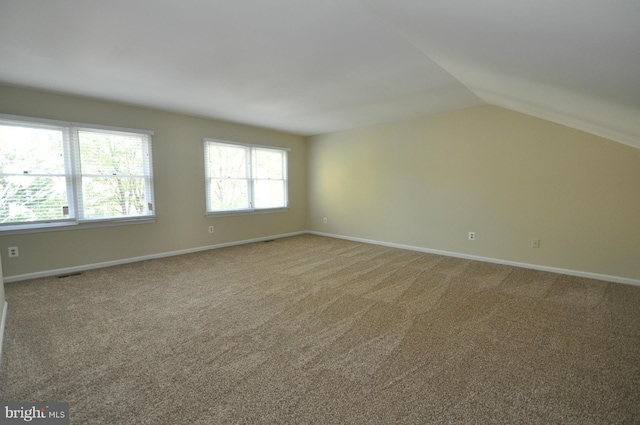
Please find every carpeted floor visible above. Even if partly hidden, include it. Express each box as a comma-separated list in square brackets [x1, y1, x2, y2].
[1, 234, 639, 424]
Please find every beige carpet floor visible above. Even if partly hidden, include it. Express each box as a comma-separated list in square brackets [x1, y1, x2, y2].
[1, 234, 639, 424]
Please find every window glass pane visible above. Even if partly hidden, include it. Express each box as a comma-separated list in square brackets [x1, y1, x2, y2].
[1, 122, 69, 224]
[78, 130, 145, 176]
[254, 180, 285, 208]
[0, 124, 65, 174]
[0, 175, 68, 223]
[254, 149, 283, 179]
[207, 144, 248, 178]
[208, 178, 249, 210]
[81, 176, 148, 219]
[77, 129, 153, 220]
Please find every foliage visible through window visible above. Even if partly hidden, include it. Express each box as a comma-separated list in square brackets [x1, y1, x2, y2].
[78, 129, 153, 219]
[204, 140, 288, 213]
[0, 115, 155, 231]
[0, 124, 68, 223]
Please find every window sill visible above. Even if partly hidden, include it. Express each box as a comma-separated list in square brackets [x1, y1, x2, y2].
[206, 207, 289, 218]
[0, 217, 157, 236]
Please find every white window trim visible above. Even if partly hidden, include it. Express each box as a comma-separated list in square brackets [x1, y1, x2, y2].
[204, 138, 290, 217]
[0, 113, 156, 234]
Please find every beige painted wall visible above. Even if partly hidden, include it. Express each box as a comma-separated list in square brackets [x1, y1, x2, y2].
[2, 86, 638, 282]
[0, 85, 307, 278]
[308, 105, 640, 281]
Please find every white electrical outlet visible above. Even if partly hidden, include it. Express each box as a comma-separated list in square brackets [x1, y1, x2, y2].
[8, 246, 19, 257]
[208, 226, 214, 234]
[323, 217, 328, 224]
[532, 239, 540, 248]
[468, 232, 475, 241]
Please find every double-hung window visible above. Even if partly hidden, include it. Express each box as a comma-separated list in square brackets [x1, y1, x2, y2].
[0, 114, 155, 232]
[204, 139, 288, 214]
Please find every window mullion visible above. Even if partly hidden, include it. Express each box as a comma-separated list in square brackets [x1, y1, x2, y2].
[282, 151, 288, 207]
[142, 137, 154, 213]
[63, 126, 79, 222]
[67, 127, 83, 222]
[247, 146, 254, 209]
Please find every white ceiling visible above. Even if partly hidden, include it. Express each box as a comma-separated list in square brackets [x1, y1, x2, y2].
[0, 0, 638, 147]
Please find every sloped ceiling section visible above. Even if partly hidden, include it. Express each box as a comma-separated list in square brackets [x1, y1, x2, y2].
[361, 0, 640, 148]
[0, 0, 638, 148]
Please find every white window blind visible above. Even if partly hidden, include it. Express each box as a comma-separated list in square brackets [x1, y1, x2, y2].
[204, 139, 288, 214]
[75, 128, 154, 221]
[0, 114, 155, 232]
[0, 120, 72, 224]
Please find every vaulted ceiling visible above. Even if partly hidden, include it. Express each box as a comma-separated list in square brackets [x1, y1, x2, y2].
[0, 0, 638, 148]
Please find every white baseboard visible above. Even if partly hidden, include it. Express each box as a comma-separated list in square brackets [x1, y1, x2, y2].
[0, 301, 7, 367]
[4, 230, 638, 287]
[2, 231, 306, 283]
[308, 231, 640, 287]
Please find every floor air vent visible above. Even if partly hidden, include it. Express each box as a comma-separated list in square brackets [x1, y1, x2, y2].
[57, 272, 82, 279]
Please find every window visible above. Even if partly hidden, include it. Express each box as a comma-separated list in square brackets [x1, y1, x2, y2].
[76, 128, 154, 220]
[204, 139, 288, 214]
[0, 114, 155, 232]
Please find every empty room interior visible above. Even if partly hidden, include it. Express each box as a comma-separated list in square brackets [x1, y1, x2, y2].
[0, 1, 639, 423]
